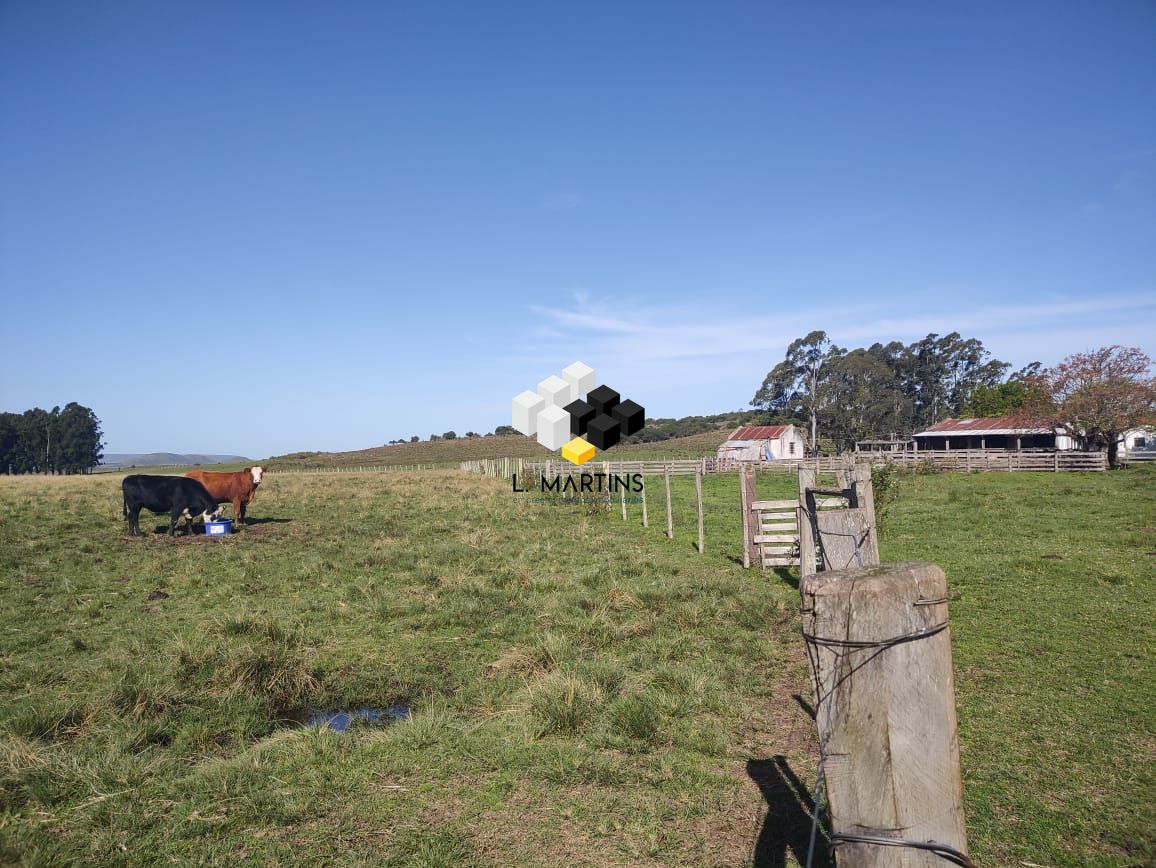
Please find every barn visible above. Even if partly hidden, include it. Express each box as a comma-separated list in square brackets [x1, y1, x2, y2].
[717, 424, 808, 461]
[912, 417, 1077, 451]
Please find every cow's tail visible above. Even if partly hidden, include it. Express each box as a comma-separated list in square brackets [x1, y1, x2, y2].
[122, 491, 128, 519]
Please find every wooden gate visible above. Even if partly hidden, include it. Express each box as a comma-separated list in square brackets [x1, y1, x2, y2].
[740, 462, 881, 572]
[751, 496, 801, 568]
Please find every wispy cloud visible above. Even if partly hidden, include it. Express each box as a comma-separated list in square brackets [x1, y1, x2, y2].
[525, 289, 1156, 366]
[509, 289, 1155, 419]
[542, 192, 582, 211]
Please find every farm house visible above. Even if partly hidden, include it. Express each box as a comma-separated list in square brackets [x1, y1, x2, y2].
[716, 424, 808, 461]
[912, 417, 1077, 451]
[1120, 426, 1155, 458]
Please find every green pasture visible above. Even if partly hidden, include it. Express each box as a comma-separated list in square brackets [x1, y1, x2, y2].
[0, 466, 1152, 865]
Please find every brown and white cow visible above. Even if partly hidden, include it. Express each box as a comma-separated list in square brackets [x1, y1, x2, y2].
[185, 466, 264, 525]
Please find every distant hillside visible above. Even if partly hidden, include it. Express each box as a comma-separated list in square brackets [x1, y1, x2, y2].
[265, 430, 738, 470]
[263, 408, 798, 471]
[100, 453, 251, 469]
[266, 436, 550, 469]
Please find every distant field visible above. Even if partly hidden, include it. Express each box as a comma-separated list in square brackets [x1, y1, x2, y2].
[93, 462, 253, 476]
[265, 430, 732, 470]
[0, 467, 1152, 865]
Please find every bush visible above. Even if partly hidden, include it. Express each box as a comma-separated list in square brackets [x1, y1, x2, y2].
[871, 462, 899, 516]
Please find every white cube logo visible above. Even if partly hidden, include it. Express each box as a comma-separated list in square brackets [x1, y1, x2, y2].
[536, 404, 571, 451]
[512, 390, 546, 436]
[537, 375, 572, 407]
[562, 361, 595, 398]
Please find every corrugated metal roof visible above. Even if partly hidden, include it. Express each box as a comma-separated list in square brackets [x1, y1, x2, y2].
[730, 425, 791, 440]
[914, 417, 1053, 437]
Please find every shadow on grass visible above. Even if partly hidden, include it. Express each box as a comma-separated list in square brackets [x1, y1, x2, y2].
[149, 524, 206, 535]
[717, 559, 801, 590]
[146, 517, 294, 534]
[770, 566, 798, 589]
[748, 755, 830, 868]
[792, 693, 816, 721]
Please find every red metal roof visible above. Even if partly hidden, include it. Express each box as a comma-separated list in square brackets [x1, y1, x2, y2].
[729, 425, 792, 440]
[916, 417, 1050, 435]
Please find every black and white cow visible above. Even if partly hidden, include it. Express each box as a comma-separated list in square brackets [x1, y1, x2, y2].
[122, 475, 221, 537]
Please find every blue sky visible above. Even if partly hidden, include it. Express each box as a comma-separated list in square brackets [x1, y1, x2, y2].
[1, 1, 1153, 458]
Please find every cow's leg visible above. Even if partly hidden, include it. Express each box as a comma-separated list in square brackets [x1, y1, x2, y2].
[128, 506, 142, 536]
[234, 496, 243, 525]
[169, 510, 180, 537]
[239, 498, 247, 523]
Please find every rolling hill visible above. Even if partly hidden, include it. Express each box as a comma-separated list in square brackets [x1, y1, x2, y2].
[100, 453, 251, 469]
[264, 430, 733, 470]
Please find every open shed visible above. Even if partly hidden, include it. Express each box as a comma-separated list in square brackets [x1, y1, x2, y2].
[717, 425, 808, 461]
[913, 417, 1076, 451]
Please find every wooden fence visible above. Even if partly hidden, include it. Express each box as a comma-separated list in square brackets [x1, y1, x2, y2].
[459, 457, 527, 478]
[1121, 451, 1156, 465]
[272, 463, 454, 474]
[491, 448, 1107, 478]
[521, 457, 715, 477]
[871, 449, 1106, 472]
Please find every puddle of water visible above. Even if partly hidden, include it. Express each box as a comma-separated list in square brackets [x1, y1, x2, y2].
[287, 705, 410, 732]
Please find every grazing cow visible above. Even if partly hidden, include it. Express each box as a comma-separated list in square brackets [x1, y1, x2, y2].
[185, 466, 264, 525]
[122, 475, 220, 537]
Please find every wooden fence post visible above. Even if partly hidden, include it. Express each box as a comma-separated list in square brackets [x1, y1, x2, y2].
[695, 468, 704, 554]
[620, 482, 627, 521]
[801, 562, 970, 867]
[798, 466, 817, 578]
[739, 464, 759, 568]
[605, 461, 611, 512]
[641, 475, 649, 527]
[851, 463, 879, 562]
[664, 465, 673, 539]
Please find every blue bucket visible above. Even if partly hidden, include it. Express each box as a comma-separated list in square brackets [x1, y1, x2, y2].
[205, 519, 233, 537]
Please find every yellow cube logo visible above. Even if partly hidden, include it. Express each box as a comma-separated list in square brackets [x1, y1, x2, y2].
[561, 437, 595, 466]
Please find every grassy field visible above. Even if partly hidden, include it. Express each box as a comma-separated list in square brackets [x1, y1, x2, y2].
[264, 430, 732, 470]
[0, 466, 1152, 865]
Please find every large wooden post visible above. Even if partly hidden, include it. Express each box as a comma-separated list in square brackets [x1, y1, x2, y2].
[641, 475, 649, 527]
[620, 482, 627, 520]
[801, 562, 970, 867]
[739, 465, 751, 568]
[695, 468, 704, 554]
[739, 464, 759, 567]
[664, 465, 673, 539]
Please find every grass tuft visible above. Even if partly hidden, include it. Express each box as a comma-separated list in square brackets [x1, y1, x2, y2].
[604, 691, 664, 747]
[525, 671, 603, 736]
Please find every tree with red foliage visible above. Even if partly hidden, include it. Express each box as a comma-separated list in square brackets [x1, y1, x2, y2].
[1021, 346, 1156, 469]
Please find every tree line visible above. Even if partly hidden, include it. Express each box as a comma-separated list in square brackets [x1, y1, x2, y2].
[751, 332, 1155, 466]
[751, 331, 1029, 450]
[0, 404, 104, 474]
